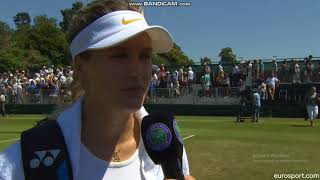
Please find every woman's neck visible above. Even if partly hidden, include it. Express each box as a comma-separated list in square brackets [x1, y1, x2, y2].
[81, 96, 140, 162]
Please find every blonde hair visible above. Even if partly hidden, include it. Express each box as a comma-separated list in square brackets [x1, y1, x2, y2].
[68, 0, 143, 103]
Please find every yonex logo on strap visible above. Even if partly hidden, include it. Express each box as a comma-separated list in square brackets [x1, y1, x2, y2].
[30, 149, 61, 168]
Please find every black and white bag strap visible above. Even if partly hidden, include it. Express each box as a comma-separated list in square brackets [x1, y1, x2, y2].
[21, 119, 73, 180]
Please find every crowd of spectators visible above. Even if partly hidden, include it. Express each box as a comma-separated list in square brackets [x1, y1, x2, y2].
[147, 64, 195, 100]
[0, 65, 73, 105]
[206, 56, 320, 102]
[1, 57, 320, 105]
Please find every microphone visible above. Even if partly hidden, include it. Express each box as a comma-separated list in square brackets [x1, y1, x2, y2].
[141, 112, 184, 180]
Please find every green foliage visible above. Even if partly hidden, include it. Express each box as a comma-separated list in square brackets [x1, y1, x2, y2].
[0, 21, 13, 49]
[200, 56, 213, 65]
[13, 12, 31, 30]
[158, 43, 194, 67]
[28, 15, 70, 65]
[2, 2, 193, 70]
[0, 48, 50, 71]
[219, 47, 237, 64]
[59, 1, 83, 34]
[151, 54, 167, 65]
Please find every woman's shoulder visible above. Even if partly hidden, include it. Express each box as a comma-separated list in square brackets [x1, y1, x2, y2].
[0, 141, 25, 179]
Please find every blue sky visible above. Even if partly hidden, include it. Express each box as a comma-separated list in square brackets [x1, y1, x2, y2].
[1, 0, 319, 62]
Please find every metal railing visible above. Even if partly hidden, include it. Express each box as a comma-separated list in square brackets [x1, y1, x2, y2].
[3, 89, 71, 105]
[145, 86, 242, 105]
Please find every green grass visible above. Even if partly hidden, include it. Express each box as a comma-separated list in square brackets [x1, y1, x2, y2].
[0, 115, 320, 180]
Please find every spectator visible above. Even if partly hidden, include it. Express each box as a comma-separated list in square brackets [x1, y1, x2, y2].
[232, 64, 240, 87]
[253, 59, 259, 83]
[187, 67, 194, 94]
[222, 73, 231, 96]
[204, 71, 211, 97]
[158, 76, 168, 98]
[318, 62, 320, 82]
[252, 88, 261, 122]
[173, 80, 180, 98]
[171, 71, 178, 87]
[165, 71, 171, 88]
[293, 59, 301, 83]
[12, 78, 18, 103]
[304, 87, 320, 127]
[148, 75, 157, 101]
[178, 67, 184, 85]
[281, 59, 289, 83]
[266, 74, 280, 101]
[245, 61, 253, 86]
[49, 77, 60, 103]
[0, 91, 6, 117]
[4, 83, 13, 104]
[304, 60, 312, 83]
[16, 83, 23, 104]
[181, 71, 188, 95]
[159, 64, 166, 78]
[258, 83, 267, 106]
[272, 59, 278, 76]
[204, 62, 211, 74]
[256, 74, 265, 87]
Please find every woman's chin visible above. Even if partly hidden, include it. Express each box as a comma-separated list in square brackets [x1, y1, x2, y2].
[118, 97, 144, 112]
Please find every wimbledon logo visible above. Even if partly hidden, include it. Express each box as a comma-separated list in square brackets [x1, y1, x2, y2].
[146, 123, 172, 151]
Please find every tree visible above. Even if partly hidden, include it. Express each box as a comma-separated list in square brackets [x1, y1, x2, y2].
[13, 12, 31, 30]
[59, 1, 84, 34]
[0, 48, 50, 72]
[152, 54, 167, 65]
[158, 43, 193, 67]
[219, 47, 236, 64]
[12, 12, 32, 49]
[200, 57, 213, 65]
[27, 15, 70, 65]
[0, 21, 13, 49]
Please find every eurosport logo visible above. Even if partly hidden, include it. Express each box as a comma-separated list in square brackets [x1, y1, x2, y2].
[129, 1, 191, 7]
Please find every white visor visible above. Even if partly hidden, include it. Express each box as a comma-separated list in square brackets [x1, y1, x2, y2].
[70, 10, 173, 59]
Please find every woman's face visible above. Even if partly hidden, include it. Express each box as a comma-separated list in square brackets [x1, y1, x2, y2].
[79, 32, 153, 112]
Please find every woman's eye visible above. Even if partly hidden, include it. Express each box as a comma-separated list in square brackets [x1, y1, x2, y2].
[141, 54, 152, 61]
[111, 53, 128, 59]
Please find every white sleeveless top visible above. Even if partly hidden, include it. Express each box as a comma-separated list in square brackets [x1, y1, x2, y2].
[78, 142, 143, 180]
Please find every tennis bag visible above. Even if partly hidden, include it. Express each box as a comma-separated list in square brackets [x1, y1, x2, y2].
[20, 119, 73, 180]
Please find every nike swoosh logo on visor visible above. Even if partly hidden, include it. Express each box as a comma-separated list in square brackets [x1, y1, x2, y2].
[122, 18, 143, 25]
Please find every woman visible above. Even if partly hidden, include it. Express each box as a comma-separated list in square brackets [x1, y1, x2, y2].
[0, 1, 194, 179]
[304, 87, 320, 127]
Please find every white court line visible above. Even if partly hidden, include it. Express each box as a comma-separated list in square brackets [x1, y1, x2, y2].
[0, 138, 19, 143]
[183, 134, 195, 140]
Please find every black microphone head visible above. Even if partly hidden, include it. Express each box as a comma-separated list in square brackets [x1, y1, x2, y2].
[141, 111, 184, 165]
